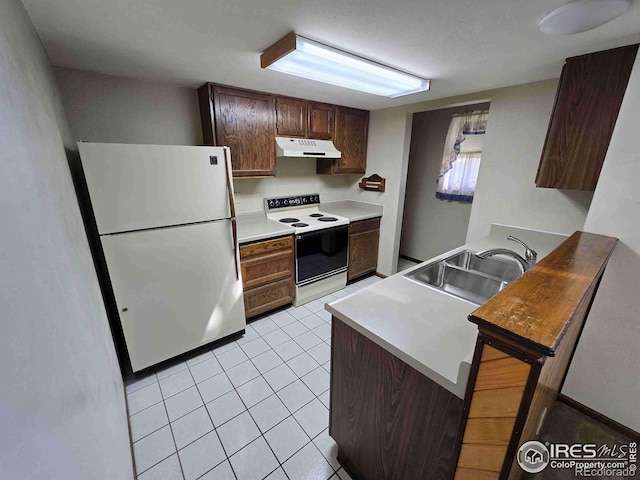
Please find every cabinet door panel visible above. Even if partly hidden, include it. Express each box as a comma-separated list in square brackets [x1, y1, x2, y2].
[348, 228, 379, 280]
[321, 106, 368, 175]
[536, 44, 638, 190]
[330, 319, 463, 480]
[307, 102, 334, 140]
[213, 86, 276, 177]
[276, 97, 307, 137]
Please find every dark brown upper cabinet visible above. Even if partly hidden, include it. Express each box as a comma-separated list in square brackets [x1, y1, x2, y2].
[318, 106, 369, 175]
[536, 44, 638, 191]
[307, 101, 334, 140]
[198, 83, 369, 177]
[275, 98, 335, 140]
[198, 84, 276, 178]
[276, 97, 307, 137]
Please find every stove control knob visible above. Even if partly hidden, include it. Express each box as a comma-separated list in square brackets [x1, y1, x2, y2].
[275, 200, 280, 206]
[268, 200, 274, 208]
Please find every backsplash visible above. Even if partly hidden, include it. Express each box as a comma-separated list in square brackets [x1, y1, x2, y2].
[233, 157, 357, 213]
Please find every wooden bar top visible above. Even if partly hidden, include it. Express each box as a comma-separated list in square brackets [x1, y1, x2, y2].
[468, 231, 617, 357]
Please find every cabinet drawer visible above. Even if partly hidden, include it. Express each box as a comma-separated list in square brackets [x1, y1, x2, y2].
[241, 250, 294, 290]
[244, 277, 295, 319]
[240, 235, 293, 260]
[350, 217, 381, 235]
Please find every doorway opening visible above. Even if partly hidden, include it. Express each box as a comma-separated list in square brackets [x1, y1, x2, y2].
[398, 102, 491, 272]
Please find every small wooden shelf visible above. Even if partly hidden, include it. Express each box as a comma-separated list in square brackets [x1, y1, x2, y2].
[358, 174, 385, 192]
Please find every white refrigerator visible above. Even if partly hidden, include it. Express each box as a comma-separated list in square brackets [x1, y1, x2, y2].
[79, 142, 245, 372]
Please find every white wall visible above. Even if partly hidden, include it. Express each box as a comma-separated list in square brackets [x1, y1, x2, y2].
[54, 68, 356, 213]
[400, 103, 489, 262]
[354, 80, 593, 276]
[466, 80, 593, 242]
[234, 158, 355, 212]
[562, 50, 640, 433]
[0, 2, 133, 478]
[350, 108, 413, 275]
[56, 67, 203, 145]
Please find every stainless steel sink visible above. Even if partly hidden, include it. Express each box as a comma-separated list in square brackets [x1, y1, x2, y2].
[445, 250, 522, 283]
[404, 250, 522, 305]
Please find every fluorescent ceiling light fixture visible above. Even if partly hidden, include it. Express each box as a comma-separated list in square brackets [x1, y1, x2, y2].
[539, 0, 631, 35]
[260, 32, 430, 98]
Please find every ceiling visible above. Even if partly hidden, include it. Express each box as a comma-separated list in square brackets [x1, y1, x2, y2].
[22, 0, 640, 110]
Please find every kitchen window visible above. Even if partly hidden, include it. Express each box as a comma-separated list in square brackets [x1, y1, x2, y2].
[436, 110, 488, 203]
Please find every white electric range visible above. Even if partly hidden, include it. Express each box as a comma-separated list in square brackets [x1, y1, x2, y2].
[265, 194, 350, 305]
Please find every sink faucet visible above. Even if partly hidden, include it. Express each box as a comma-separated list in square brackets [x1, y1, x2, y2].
[475, 235, 538, 273]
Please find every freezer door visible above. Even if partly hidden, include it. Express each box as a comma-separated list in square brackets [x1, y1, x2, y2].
[79, 143, 234, 234]
[101, 220, 245, 372]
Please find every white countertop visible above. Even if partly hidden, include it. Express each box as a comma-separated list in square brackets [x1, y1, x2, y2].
[325, 224, 568, 398]
[236, 200, 383, 243]
[320, 200, 383, 222]
[236, 211, 294, 244]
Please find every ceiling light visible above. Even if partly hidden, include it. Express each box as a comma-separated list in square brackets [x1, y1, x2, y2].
[260, 32, 430, 98]
[539, 0, 631, 35]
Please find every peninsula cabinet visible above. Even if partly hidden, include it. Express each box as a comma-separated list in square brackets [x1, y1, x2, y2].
[536, 44, 638, 191]
[347, 217, 380, 281]
[330, 232, 618, 480]
[239, 235, 295, 318]
[198, 84, 276, 177]
[454, 232, 617, 480]
[331, 318, 463, 480]
[317, 105, 369, 175]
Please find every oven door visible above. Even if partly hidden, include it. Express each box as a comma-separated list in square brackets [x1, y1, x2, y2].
[295, 225, 349, 285]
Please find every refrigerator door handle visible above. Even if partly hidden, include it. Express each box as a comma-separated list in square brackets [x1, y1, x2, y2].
[230, 218, 239, 280]
[223, 148, 240, 281]
[223, 148, 237, 219]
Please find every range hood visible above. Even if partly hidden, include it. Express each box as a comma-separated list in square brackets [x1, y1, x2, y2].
[275, 137, 341, 159]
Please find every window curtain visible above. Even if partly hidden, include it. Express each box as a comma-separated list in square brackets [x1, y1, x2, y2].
[436, 110, 488, 203]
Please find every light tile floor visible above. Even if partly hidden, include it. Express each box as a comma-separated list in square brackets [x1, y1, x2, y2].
[396, 256, 419, 273]
[126, 275, 382, 480]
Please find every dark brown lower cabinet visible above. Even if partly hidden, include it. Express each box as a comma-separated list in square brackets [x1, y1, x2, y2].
[239, 235, 294, 318]
[348, 217, 380, 281]
[330, 318, 463, 480]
